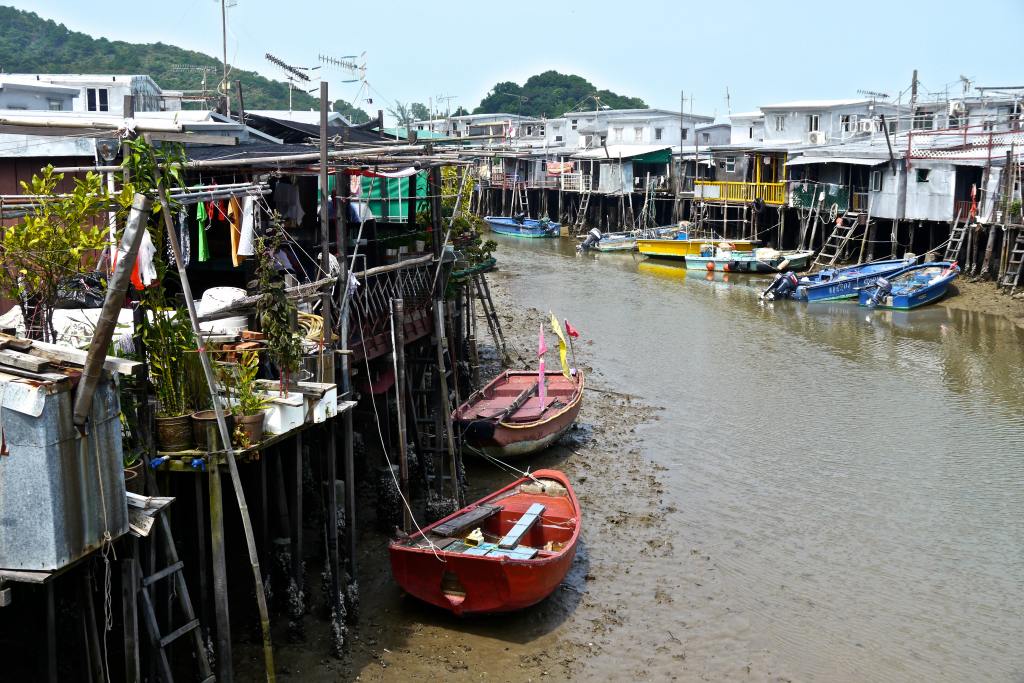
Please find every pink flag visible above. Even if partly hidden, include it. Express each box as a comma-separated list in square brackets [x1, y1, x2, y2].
[537, 323, 547, 403]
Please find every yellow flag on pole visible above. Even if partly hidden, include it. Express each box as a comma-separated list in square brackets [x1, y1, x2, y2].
[549, 312, 570, 378]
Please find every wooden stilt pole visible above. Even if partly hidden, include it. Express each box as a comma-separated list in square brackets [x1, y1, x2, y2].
[391, 299, 412, 533]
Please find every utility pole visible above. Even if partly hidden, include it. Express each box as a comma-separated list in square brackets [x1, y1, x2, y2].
[909, 69, 919, 127]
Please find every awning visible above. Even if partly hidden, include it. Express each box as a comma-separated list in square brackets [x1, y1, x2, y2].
[786, 156, 886, 167]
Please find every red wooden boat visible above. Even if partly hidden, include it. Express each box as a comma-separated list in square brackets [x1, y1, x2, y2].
[452, 370, 584, 459]
[389, 469, 580, 615]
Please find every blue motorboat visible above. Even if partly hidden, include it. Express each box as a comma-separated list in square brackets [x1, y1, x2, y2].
[858, 261, 960, 309]
[484, 215, 561, 238]
[761, 258, 915, 302]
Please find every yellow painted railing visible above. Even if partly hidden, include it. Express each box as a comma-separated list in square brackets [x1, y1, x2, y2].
[693, 181, 787, 206]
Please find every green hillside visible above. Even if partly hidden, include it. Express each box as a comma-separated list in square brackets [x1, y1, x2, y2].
[0, 5, 371, 121]
[475, 71, 647, 118]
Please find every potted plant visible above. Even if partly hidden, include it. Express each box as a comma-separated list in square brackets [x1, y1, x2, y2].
[254, 219, 304, 394]
[231, 350, 269, 448]
[145, 307, 200, 451]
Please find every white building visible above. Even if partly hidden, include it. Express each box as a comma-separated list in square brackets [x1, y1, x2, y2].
[545, 108, 713, 151]
[0, 74, 175, 114]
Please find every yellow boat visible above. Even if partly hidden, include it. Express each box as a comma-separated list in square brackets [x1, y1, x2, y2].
[637, 237, 758, 260]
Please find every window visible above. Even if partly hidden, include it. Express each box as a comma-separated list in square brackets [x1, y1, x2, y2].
[539, 125, 545, 135]
[525, 125, 534, 135]
[86, 87, 109, 112]
[807, 114, 819, 132]
[916, 168, 930, 183]
[702, 132, 710, 143]
[555, 135, 563, 142]
[841, 114, 852, 132]
[571, 119, 578, 130]
[654, 127, 663, 140]
[887, 119, 897, 134]
[982, 119, 995, 132]
[634, 127, 643, 142]
[774, 114, 785, 131]
[47, 99, 63, 111]
[749, 127, 754, 139]
[870, 170, 882, 192]
[599, 135, 607, 146]
[913, 110, 933, 130]
[725, 156, 736, 173]
[613, 127, 623, 142]
[681, 128, 688, 140]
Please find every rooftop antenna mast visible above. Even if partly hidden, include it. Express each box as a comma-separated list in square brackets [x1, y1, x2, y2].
[215, 0, 237, 113]
[319, 53, 367, 84]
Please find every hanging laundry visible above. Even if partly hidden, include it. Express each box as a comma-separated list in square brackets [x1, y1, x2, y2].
[118, 229, 158, 290]
[237, 196, 256, 257]
[227, 196, 244, 267]
[196, 201, 210, 262]
[274, 180, 304, 226]
[168, 210, 191, 267]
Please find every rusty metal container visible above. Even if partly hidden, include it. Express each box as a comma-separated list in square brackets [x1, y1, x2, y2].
[0, 370, 128, 570]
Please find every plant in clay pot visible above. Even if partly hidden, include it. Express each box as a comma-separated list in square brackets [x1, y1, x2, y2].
[145, 307, 203, 451]
[230, 350, 269, 448]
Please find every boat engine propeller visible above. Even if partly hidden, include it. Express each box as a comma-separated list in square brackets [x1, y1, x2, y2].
[577, 228, 603, 253]
[761, 271, 799, 300]
[867, 277, 892, 307]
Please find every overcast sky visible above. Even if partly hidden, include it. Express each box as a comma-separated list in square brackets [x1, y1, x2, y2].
[12, 0, 1024, 121]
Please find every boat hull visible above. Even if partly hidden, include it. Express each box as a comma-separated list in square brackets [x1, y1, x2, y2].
[684, 250, 814, 272]
[454, 371, 585, 460]
[594, 238, 637, 252]
[796, 260, 914, 301]
[485, 216, 561, 238]
[388, 469, 580, 614]
[858, 262, 959, 309]
[637, 238, 757, 260]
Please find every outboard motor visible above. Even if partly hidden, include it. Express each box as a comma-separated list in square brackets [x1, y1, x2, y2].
[867, 276, 892, 307]
[577, 228, 602, 253]
[761, 271, 799, 300]
[513, 212, 527, 225]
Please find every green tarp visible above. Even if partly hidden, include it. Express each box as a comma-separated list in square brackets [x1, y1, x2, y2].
[360, 174, 428, 222]
[631, 148, 673, 164]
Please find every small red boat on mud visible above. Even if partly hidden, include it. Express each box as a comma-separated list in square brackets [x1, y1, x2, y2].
[389, 469, 580, 615]
[452, 370, 584, 459]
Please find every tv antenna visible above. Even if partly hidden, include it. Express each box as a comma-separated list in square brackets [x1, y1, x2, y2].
[170, 64, 218, 97]
[265, 53, 321, 111]
[857, 89, 891, 100]
[319, 53, 367, 83]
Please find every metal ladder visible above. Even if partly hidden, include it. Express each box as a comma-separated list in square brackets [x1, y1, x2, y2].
[138, 512, 214, 683]
[812, 214, 860, 269]
[999, 231, 1024, 295]
[573, 188, 591, 235]
[944, 207, 967, 262]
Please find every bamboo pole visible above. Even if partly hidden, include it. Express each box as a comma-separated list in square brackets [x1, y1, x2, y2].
[391, 298, 412, 533]
[150, 157, 276, 682]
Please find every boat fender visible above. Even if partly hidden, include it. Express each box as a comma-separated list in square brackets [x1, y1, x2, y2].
[706, 261, 715, 271]
[722, 262, 731, 272]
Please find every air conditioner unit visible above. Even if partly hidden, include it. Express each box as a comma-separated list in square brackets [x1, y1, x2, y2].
[807, 131, 827, 144]
[857, 119, 875, 133]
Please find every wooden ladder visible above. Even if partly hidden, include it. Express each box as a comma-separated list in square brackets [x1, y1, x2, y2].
[943, 207, 967, 262]
[138, 512, 214, 683]
[511, 182, 529, 216]
[471, 272, 510, 364]
[812, 214, 859, 269]
[999, 231, 1024, 295]
[573, 188, 591, 235]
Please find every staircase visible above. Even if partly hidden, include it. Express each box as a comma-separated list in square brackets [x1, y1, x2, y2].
[944, 207, 968, 262]
[999, 231, 1024, 295]
[471, 272, 509, 363]
[812, 214, 860, 270]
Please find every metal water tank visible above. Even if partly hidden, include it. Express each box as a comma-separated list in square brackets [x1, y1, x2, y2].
[0, 371, 128, 570]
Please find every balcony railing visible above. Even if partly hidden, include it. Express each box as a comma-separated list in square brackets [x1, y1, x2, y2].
[349, 255, 435, 362]
[954, 199, 976, 221]
[693, 181, 787, 205]
[559, 173, 592, 192]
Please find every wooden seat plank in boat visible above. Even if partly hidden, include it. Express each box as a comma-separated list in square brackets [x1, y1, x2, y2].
[432, 504, 501, 537]
[498, 503, 545, 549]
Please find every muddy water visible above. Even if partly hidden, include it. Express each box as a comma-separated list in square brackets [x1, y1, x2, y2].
[486, 235, 1024, 681]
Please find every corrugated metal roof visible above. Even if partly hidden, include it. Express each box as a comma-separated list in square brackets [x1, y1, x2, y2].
[572, 144, 672, 160]
[786, 156, 886, 167]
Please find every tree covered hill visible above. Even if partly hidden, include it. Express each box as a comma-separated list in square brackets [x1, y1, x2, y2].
[474, 71, 647, 118]
[0, 5, 371, 121]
